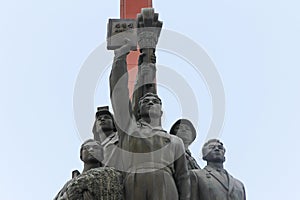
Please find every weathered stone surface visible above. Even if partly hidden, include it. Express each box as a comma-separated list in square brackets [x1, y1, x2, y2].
[64, 167, 123, 200]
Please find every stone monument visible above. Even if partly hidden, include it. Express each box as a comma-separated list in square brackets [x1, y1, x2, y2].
[54, 6, 246, 200]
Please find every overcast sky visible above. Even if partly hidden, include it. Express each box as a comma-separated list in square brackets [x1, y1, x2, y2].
[1, 0, 300, 199]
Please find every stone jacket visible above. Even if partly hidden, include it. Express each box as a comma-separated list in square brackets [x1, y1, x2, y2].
[101, 132, 119, 167]
[190, 165, 246, 200]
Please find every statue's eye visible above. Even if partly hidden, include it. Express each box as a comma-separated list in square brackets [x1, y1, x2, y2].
[153, 99, 159, 104]
[82, 146, 89, 151]
[143, 99, 149, 103]
[92, 146, 102, 150]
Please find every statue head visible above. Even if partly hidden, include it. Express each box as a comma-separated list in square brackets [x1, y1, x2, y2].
[92, 106, 117, 140]
[170, 119, 196, 149]
[80, 139, 104, 164]
[138, 92, 163, 119]
[202, 139, 226, 163]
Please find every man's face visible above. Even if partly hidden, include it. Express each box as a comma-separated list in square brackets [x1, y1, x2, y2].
[81, 141, 104, 163]
[96, 114, 114, 134]
[203, 141, 226, 163]
[173, 124, 193, 147]
[139, 95, 162, 118]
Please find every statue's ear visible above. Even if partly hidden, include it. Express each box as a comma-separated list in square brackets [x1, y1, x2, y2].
[161, 110, 163, 116]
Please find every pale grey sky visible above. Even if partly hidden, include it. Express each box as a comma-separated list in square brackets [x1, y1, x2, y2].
[1, 0, 300, 199]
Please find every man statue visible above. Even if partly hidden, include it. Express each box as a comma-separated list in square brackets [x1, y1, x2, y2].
[170, 119, 201, 170]
[109, 40, 190, 199]
[190, 139, 246, 200]
[92, 106, 118, 167]
[107, 8, 190, 199]
[54, 139, 123, 200]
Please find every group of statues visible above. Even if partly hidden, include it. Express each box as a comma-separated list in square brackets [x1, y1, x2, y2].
[54, 8, 246, 200]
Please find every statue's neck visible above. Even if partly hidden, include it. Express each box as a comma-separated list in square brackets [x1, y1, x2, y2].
[95, 129, 114, 142]
[207, 162, 224, 170]
[82, 162, 102, 173]
[141, 117, 161, 127]
[103, 129, 114, 137]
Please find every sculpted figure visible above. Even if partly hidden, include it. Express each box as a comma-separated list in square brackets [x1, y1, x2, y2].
[92, 106, 119, 166]
[107, 8, 189, 199]
[109, 42, 190, 199]
[54, 139, 123, 200]
[170, 119, 201, 170]
[190, 139, 246, 200]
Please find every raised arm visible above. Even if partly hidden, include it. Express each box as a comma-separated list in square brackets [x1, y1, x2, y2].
[109, 42, 135, 146]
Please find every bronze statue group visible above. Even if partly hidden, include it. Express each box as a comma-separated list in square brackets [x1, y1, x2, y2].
[54, 8, 246, 200]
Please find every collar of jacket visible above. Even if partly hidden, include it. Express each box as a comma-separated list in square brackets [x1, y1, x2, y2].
[134, 120, 170, 139]
[204, 165, 235, 192]
[101, 132, 118, 147]
[205, 165, 226, 173]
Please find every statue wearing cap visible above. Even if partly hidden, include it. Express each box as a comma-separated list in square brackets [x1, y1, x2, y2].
[170, 119, 201, 170]
[190, 139, 246, 200]
[92, 106, 119, 167]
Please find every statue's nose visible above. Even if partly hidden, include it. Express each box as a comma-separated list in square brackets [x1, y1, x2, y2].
[214, 147, 220, 151]
[148, 101, 154, 105]
[100, 117, 106, 121]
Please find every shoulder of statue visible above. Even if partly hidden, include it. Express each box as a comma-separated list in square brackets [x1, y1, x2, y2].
[169, 134, 182, 143]
[191, 168, 206, 178]
[228, 172, 245, 187]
